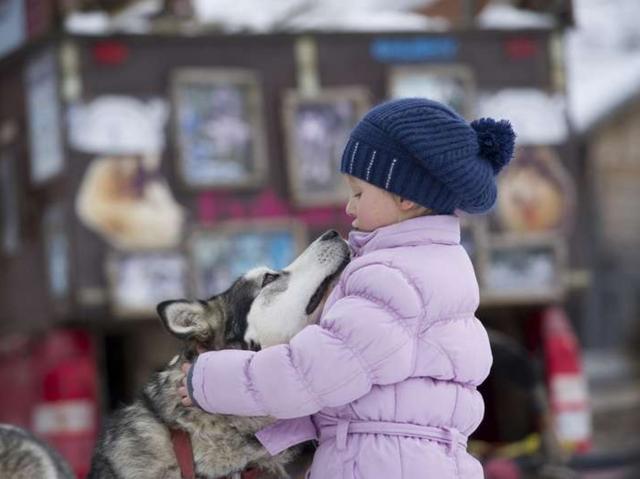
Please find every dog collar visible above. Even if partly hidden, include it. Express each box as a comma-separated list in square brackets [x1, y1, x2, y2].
[170, 428, 264, 479]
[170, 428, 196, 479]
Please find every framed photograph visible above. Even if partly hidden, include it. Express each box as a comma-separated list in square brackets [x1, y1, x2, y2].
[480, 234, 567, 305]
[107, 251, 189, 318]
[492, 145, 576, 235]
[0, 150, 19, 256]
[42, 203, 70, 303]
[171, 68, 267, 189]
[189, 220, 307, 298]
[388, 65, 475, 118]
[75, 156, 185, 251]
[68, 95, 168, 156]
[24, 48, 65, 185]
[283, 88, 370, 207]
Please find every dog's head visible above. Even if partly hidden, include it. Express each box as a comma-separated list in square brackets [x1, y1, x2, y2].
[157, 230, 350, 360]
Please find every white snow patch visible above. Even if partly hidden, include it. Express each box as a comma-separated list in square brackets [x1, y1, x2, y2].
[476, 3, 555, 30]
[477, 89, 568, 145]
[566, 0, 640, 132]
[192, 0, 447, 32]
[65, 0, 162, 34]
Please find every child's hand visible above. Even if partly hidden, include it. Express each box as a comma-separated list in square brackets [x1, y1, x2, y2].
[179, 362, 193, 407]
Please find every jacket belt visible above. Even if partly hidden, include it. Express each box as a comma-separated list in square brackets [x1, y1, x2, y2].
[318, 417, 467, 456]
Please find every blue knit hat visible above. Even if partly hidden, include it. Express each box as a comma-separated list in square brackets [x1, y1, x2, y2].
[340, 98, 516, 214]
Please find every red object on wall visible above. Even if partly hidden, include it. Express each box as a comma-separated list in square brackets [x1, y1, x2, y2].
[31, 330, 100, 479]
[92, 40, 130, 65]
[504, 37, 539, 60]
[541, 307, 592, 453]
[0, 335, 38, 428]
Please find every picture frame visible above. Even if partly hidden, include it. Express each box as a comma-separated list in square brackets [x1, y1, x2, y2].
[282, 88, 370, 207]
[0, 149, 19, 256]
[480, 234, 567, 305]
[42, 203, 70, 304]
[24, 48, 65, 185]
[106, 250, 189, 318]
[67, 95, 169, 156]
[490, 145, 576, 235]
[171, 68, 267, 190]
[387, 64, 475, 118]
[75, 155, 185, 251]
[189, 219, 307, 298]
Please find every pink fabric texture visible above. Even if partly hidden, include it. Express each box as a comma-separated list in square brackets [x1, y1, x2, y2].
[190, 215, 492, 478]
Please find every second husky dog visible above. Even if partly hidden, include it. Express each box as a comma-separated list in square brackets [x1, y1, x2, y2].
[0, 424, 74, 479]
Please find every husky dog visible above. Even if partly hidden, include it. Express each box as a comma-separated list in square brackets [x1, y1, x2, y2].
[89, 230, 350, 479]
[0, 424, 74, 479]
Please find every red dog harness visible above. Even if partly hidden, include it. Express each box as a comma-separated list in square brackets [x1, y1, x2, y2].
[170, 428, 262, 479]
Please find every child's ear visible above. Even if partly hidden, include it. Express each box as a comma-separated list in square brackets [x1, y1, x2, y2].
[157, 300, 215, 339]
[397, 197, 418, 211]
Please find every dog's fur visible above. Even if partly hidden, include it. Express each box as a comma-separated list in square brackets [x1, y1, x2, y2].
[89, 230, 350, 478]
[0, 424, 74, 479]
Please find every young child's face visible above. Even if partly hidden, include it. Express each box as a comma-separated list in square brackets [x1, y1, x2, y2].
[344, 175, 403, 232]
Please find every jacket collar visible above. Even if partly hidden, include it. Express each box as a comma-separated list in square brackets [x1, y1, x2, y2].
[348, 215, 461, 258]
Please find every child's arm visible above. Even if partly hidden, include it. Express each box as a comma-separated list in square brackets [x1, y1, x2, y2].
[187, 263, 421, 418]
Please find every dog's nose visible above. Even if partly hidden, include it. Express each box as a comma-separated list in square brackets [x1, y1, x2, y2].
[320, 230, 339, 241]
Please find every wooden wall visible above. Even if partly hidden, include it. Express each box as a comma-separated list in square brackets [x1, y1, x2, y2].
[591, 101, 640, 260]
[582, 99, 640, 348]
[1, 30, 555, 332]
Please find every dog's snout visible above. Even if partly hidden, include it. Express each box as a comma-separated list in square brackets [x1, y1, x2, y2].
[320, 230, 339, 241]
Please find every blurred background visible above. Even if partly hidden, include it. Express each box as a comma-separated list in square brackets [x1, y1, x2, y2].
[1, 0, 639, 478]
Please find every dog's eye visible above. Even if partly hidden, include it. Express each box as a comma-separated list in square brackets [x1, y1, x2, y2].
[261, 273, 279, 287]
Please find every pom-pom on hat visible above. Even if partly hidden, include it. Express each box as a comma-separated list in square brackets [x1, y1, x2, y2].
[340, 98, 516, 214]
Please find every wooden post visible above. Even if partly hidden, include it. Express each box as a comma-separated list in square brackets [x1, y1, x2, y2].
[294, 36, 320, 97]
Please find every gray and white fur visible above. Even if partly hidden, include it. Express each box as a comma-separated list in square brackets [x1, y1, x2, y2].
[0, 424, 74, 479]
[88, 230, 350, 479]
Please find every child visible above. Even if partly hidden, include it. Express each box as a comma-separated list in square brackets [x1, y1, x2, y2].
[180, 98, 515, 478]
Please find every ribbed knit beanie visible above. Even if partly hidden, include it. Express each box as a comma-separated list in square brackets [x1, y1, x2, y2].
[340, 98, 516, 214]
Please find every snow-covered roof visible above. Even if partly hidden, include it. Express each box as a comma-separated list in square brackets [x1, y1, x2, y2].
[65, 0, 448, 35]
[477, 89, 568, 145]
[565, 0, 640, 133]
[192, 0, 447, 32]
[65, 0, 161, 35]
[475, 3, 556, 30]
[472, 0, 640, 134]
[64, 0, 640, 136]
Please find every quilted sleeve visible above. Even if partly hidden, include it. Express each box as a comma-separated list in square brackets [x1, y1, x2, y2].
[188, 264, 422, 418]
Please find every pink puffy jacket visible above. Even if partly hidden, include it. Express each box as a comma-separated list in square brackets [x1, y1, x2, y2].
[190, 215, 492, 478]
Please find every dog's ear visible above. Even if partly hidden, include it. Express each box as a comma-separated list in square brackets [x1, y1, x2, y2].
[157, 300, 214, 339]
